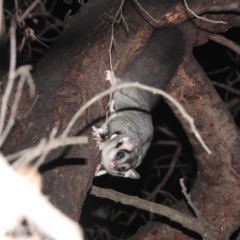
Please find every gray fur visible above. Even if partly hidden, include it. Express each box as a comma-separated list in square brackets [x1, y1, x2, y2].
[93, 27, 185, 179]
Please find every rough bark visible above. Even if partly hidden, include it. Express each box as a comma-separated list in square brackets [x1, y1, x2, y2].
[2, 0, 240, 239]
[172, 54, 240, 239]
[130, 15, 240, 240]
[129, 43, 240, 240]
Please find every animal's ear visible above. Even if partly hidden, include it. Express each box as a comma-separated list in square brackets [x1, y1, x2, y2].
[92, 126, 107, 150]
[124, 169, 140, 179]
[95, 165, 108, 176]
[95, 169, 107, 176]
[121, 137, 139, 152]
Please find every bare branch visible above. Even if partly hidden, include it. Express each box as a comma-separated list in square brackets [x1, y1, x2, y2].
[17, 0, 41, 24]
[209, 34, 240, 55]
[91, 186, 217, 240]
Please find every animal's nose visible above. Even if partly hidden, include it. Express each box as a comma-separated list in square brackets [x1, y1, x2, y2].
[109, 161, 116, 169]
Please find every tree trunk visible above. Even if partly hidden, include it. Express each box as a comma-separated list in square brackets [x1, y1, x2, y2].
[3, 0, 240, 238]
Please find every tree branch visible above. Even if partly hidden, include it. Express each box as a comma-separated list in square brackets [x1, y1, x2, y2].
[91, 186, 217, 240]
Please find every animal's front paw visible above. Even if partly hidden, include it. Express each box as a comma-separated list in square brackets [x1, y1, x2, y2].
[92, 126, 104, 149]
[92, 125, 108, 150]
[105, 70, 114, 85]
[105, 70, 121, 86]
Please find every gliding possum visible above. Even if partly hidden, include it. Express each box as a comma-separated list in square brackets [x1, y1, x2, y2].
[93, 27, 185, 179]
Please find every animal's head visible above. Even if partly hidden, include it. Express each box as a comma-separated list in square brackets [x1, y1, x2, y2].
[95, 135, 141, 179]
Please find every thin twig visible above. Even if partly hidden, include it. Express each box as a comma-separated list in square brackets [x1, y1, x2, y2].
[0, 66, 35, 146]
[108, 0, 125, 72]
[23, 94, 39, 119]
[0, 23, 16, 145]
[14, 0, 19, 22]
[8, 136, 88, 166]
[105, 0, 126, 122]
[183, 0, 227, 24]
[156, 126, 177, 139]
[180, 178, 202, 219]
[17, 0, 41, 24]
[212, 81, 240, 96]
[33, 127, 58, 171]
[133, 0, 159, 23]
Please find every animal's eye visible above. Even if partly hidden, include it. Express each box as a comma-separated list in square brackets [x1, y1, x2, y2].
[116, 151, 125, 160]
[117, 166, 126, 172]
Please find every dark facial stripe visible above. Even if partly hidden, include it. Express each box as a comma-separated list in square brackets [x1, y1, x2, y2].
[116, 141, 123, 148]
